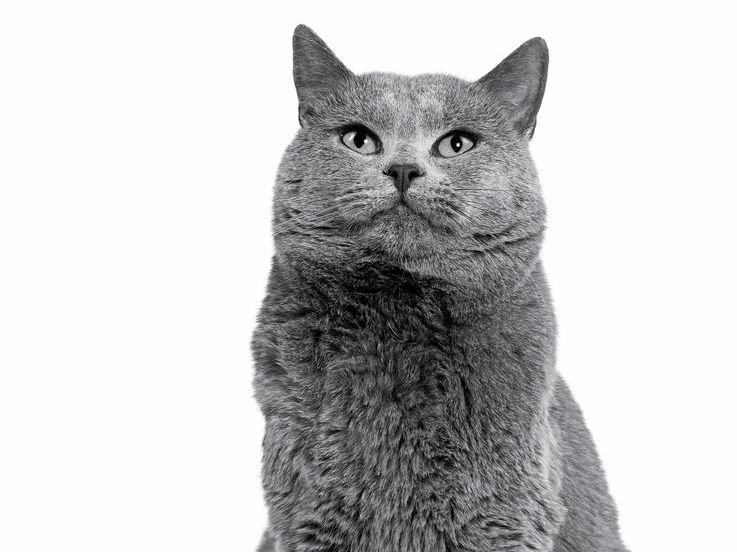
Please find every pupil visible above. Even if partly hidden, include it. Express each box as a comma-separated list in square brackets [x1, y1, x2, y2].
[354, 131, 366, 149]
[451, 135, 463, 152]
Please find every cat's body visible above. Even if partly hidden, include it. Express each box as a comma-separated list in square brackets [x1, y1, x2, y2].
[252, 26, 627, 552]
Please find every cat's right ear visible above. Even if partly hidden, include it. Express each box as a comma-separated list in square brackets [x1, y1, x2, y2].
[292, 25, 354, 127]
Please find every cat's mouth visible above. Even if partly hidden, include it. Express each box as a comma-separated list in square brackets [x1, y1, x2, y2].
[395, 198, 421, 215]
[375, 197, 429, 224]
[354, 192, 462, 242]
[366, 197, 456, 236]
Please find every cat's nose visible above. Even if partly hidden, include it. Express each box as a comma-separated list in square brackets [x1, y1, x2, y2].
[384, 164, 424, 195]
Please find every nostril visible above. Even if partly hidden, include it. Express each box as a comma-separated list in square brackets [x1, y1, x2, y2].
[407, 167, 423, 180]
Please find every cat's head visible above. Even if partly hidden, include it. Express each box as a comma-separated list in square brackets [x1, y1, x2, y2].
[273, 25, 548, 290]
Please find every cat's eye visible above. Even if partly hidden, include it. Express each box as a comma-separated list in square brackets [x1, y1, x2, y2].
[434, 131, 476, 158]
[341, 125, 380, 155]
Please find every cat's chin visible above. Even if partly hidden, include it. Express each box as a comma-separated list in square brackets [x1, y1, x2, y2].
[373, 201, 426, 225]
[365, 200, 453, 235]
[361, 204, 442, 255]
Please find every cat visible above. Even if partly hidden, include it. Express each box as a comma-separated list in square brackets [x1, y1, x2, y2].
[252, 24, 627, 552]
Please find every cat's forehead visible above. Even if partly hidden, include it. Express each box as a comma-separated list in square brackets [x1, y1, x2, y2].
[345, 72, 482, 136]
[361, 73, 453, 106]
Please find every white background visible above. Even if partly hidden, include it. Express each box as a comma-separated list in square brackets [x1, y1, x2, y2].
[1, 1, 735, 550]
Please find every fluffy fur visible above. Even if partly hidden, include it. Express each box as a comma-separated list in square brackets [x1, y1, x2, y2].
[252, 25, 627, 552]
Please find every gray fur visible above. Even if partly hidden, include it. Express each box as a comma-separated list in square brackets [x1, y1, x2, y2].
[252, 25, 627, 552]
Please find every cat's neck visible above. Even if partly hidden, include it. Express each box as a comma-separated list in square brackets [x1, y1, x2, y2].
[269, 251, 550, 324]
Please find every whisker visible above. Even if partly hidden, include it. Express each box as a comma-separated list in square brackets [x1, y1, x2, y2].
[453, 188, 516, 193]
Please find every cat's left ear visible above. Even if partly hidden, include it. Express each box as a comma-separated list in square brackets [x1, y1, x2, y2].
[475, 38, 548, 139]
[292, 25, 354, 127]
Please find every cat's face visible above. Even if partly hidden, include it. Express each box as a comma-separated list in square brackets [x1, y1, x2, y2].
[273, 26, 548, 289]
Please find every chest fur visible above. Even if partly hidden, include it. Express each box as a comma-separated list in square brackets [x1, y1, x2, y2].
[261, 289, 548, 483]
[255, 283, 560, 551]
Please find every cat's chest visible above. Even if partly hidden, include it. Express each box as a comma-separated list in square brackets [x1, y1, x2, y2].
[272, 287, 518, 432]
[296, 297, 467, 415]
[261, 291, 557, 550]
[283, 299, 487, 480]
[282, 311, 520, 549]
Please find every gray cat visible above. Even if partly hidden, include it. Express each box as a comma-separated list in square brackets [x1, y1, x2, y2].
[252, 25, 627, 552]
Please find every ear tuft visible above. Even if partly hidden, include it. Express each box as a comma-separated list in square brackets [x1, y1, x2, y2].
[292, 25, 353, 126]
[476, 37, 549, 139]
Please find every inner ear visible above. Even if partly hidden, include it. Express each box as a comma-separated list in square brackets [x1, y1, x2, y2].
[292, 25, 354, 126]
[475, 38, 548, 139]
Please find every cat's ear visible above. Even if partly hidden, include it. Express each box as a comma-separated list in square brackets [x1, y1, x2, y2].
[292, 25, 354, 127]
[475, 38, 548, 139]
